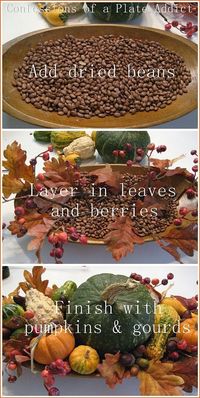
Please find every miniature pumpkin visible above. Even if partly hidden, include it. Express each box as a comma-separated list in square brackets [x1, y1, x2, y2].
[69, 345, 100, 374]
[32, 328, 75, 364]
[176, 316, 198, 346]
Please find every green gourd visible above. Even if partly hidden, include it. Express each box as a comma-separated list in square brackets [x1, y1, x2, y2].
[67, 273, 154, 356]
[146, 304, 180, 360]
[51, 131, 87, 150]
[95, 131, 150, 163]
[86, 3, 147, 22]
[52, 281, 77, 302]
[34, 131, 52, 143]
[3, 304, 25, 329]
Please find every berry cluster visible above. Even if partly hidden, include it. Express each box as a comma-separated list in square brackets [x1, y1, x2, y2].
[130, 272, 174, 287]
[119, 344, 149, 376]
[112, 143, 133, 161]
[112, 142, 167, 167]
[41, 358, 71, 396]
[166, 337, 197, 361]
[48, 227, 88, 262]
[165, 20, 198, 38]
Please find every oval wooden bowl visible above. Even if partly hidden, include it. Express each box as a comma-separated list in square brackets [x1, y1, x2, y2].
[3, 25, 197, 128]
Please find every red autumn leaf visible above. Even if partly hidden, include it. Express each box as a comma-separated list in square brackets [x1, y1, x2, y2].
[164, 167, 188, 177]
[43, 157, 74, 187]
[173, 357, 198, 392]
[27, 218, 55, 262]
[3, 338, 31, 359]
[8, 212, 53, 238]
[104, 216, 144, 261]
[156, 241, 182, 264]
[172, 295, 198, 311]
[157, 223, 198, 261]
[19, 266, 49, 294]
[97, 352, 130, 388]
[136, 195, 167, 214]
[88, 164, 122, 193]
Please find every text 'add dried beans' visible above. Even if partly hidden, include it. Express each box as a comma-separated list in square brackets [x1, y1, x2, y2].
[13, 34, 192, 119]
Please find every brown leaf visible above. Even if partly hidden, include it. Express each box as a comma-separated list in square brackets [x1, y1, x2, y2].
[2, 286, 21, 305]
[43, 157, 73, 188]
[19, 266, 49, 294]
[104, 216, 144, 261]
[173, 357, 197, 392]
[97, 352, 130, 388]
[138, 360, 184, 396]
[89, 164, 122, 193]
[27, 218, 55, 262]
[136, 195, 167, 214]
[3, 175, 26, 198]
[150, 155, 185, 170]
[156, 241, 182, 264]
[3, 338, 31, 359]
[158, 223, 198, 261]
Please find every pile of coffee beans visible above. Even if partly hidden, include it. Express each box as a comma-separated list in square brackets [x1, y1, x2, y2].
[52, 173, 178, 239]
[13, 34, 192, 118]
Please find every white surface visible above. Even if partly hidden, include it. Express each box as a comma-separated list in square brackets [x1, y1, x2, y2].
[2, 265, 198, 397]
[2, 1, 198, 129]
[2, 129, 198, 265]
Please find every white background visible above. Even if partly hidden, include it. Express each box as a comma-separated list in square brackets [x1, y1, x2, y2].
[2, 129, 198, 264]
[2, 1, 198, 128]
[2, 265, 198, 396]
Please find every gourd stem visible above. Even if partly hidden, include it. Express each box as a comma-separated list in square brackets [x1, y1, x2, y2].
[101, 280, 137, 305]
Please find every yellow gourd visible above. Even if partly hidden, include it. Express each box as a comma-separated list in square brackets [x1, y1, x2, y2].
[69, 345, 100, 374]
[161, 297, 187, 316]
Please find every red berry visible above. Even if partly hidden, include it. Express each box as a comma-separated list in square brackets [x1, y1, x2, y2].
[48, 233, 58, 245]
[68, 226, 76, 234]
[130, 273, 137, 279]
[8, 375, 17, 383]
[165, 23, 172, 30]
[156, 146, 162, 153]
[30, 158, 37, 166]
[167, 273, 174, 280]
[143, 277, 150, 284]
[186, 188, 196, 199]
[171, 20, 179, 27]
[169, 351, 179, 361]
[174, 218, 182, 226]
[48, 145, 54, 152]
[167, 340, 177, 352]
[9, 350, 21, 359]
[18, 218, 26, 225]
[151, 278, 159, 285]
[7, 361, 17, 370]
[41, 369, 49, 378]
[15, 206, 25, 216]
[187, 173, 195, 182]
[35, 183, 43, 192]
[190, 150, 197, 155]
[25, 198, 36, 209]
[190, 345, 197, 352]
[42, 152, 50, 161]
[70, 232, 80, 241]
[55, 358, 64, 367]
[79, 235, 88, 244]
[179, 207, 188, 216]
[58, 232, 68, 243]
[192, 25, 198, 33]
[160, 145, 167, 152]
[161, 279, 168, 286]
[187, 22, 193, 29]
[147, 143, 155, 151]
[54, 248, 64, 259]
[177, 339, 187, 350]
[112, 150, 119, 157]
[191, 209, 198, 217]
[136, 148, 144, 156]
[50, 249, 55, 257]
[187, 30, 193, 38]
[134, 274, 142, 282]
[119, 150, 126, 158]
[37, 173, 45, 181]
[149, 171, 157, 180]
[124, 143, 132, 151]
[126, 160, 134, 167]
[48, 387, 60, 396]
[193, 158, 198, 164]
[24, 310, 35, 320]
[192, 165, 198, 173]
[180, 25, 186, 32]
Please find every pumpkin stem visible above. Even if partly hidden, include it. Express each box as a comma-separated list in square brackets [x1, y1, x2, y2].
[101, 279, 137, 305]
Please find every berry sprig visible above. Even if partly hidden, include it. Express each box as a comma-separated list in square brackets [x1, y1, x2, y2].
[48, 227, 88, 262]
[41, 358, 71, 396]
[166, 337, 197, 361]
[165, 20, 198, 38]
[130, 272, 174, 287]
[30, 145, 53, 168]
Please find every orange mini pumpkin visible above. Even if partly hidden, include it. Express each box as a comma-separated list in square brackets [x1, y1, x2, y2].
[32, 328, 75, 364]
[176, 316, 198, 346]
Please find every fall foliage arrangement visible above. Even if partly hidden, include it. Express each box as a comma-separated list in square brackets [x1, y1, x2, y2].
[2, 266, 198, 396]
[2, 138, 198, 263]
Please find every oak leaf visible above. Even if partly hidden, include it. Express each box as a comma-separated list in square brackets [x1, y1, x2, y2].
[150, 155, 185, 170]
[138, 360, 184, 396]
[173, 357, 198, 392]
[19, 266, 49, 294]
[2, 175, 26, 198]
[104, 216, 144, 261]
[43, 157, 73, 187]
[88, 164, 122, 193]
[97, 352, 130, 388]
[27, 218, 55, 262]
